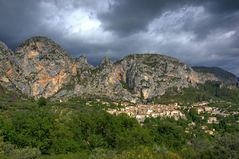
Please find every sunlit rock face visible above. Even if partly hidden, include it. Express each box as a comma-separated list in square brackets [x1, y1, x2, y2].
[72, 54, 198, 101]
[0, 36, 237, 101]
[72, 57, 129, 100]
[13, 37, 74, 98]
[71, 54, 238, 101]
[0, 41, 12, 83]
[112, 54, 195, 100]
[0, 41, 18, 90]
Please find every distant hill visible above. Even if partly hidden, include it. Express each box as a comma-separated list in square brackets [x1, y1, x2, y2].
[192, 66, 238, 85]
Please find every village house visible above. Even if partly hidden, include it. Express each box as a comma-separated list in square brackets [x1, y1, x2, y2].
[207, 117, 219, 124]
[196, 107, 204, 114]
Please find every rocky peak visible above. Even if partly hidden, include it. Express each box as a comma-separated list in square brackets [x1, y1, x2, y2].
[0, 41, 8, 50]
[192, 66, 238, 86]
[101, 57, 113, 66]
[78, 55, 88, 64]
[0, 41, 13, 59]
[0, 41, 7, 48]
[15, 36, 71, 60]
[12, 36, 75, 98]
[0, 37, 238, 101]
[0, 41, 18, 91]
[123, 54, 182, 62]
[114, 54, 194, 100]
[75, 55, 93, 69]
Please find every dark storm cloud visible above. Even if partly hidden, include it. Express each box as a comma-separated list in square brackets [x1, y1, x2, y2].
[0, 0, 70, 49]
[204, 0, 239, 14]
[99, 0, 239, 38]
[0, 0, 238, 75]
[0, 0, 44, 47]
[0, 0, 110, 55]
[96, 0, 239, 75]
[98, 0, 196, 36]
[183, 0, 239, 40]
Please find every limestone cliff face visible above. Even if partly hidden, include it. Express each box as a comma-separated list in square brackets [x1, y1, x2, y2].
[71, 54, 219, 102]
[0, 37, 238, 101]
[13, 37, 75, 98]
[0, 41, 12, 83]
[105, 54, 194, 101]
[192, 66, 238, 86]
[72, 57, 132, 100]
[0, 41, 18, 90]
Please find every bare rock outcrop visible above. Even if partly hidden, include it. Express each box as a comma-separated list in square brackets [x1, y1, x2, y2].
[13, 37, 75, 98]
[0, 36, 237, 101]
[192, 66, 238, 86]
[0, 41, 19, 91]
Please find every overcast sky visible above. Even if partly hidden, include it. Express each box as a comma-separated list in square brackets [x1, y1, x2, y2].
[0, 0, 238, 75]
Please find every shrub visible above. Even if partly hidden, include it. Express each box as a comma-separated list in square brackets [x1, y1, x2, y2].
[37, 97, 47, 106]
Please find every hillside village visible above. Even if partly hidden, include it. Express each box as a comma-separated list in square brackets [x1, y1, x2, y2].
[105, 100, 239, 136]
[107, 101, 229, 123]
[107, 103, 186, 122]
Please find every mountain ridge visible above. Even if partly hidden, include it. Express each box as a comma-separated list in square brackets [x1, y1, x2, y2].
[0, 36, 238, 102]
[192, 66, 238, 85]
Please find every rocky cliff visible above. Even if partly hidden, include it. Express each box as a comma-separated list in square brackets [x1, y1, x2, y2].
[0, 36, 238, 101]
[12, 37, 77, 98]
[0, 41, 19, 91]
[192, 66, 238, 86]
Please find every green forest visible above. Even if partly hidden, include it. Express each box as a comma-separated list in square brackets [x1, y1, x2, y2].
[0, 82, 239, 159]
